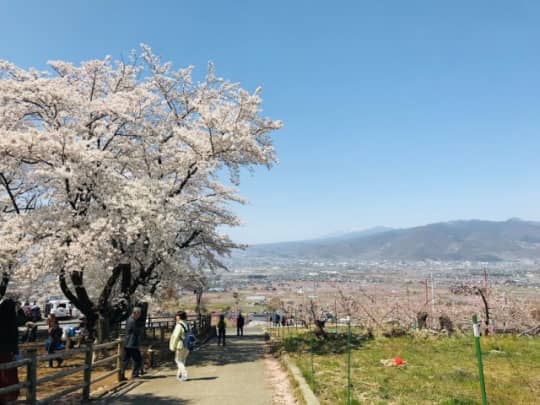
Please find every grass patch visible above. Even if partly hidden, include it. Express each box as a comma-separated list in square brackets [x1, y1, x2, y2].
[280, 331, 370, 355]
[286, 333, 540, 404]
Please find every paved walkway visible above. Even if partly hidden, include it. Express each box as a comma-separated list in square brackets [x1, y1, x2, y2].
[104, 327, 274, 405]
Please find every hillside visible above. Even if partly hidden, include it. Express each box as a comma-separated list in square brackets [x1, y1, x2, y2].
[236, 219, 540, 262]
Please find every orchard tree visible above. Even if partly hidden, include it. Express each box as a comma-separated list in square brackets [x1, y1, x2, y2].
[0, 46, 281, 338]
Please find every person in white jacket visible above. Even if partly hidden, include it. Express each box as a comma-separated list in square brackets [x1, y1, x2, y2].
[169, 311, 190, 381]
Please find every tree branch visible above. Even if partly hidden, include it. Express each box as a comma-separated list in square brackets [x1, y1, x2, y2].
[176, 229, 201, 249]
[170, 163, 198, 196]
[0, 173, 20, 214]
[98, 264, 126, 313]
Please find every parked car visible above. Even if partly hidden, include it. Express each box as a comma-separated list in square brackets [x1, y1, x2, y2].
[248, 313, 268, 322]
[45, 299, 79, 319]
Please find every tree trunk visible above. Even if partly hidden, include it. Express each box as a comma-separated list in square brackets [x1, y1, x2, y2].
[475, 287, 490, 336]
[417, 311, 428, 330]
[59, 264, 132, 342]
[196, 289, 203, 319]
[59, 269, 98, 340]
[0, 271, 9, 299]
[308, 300, 327, 339]
[97, 263, 132, 325]
[96, 316, 111, 343]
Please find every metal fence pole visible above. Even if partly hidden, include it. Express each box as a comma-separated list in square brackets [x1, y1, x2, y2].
[310, 333, 315, 388]
[472, 314, 488, 405]
[347, 319, 352, 405]
[335, 299, 338, 334]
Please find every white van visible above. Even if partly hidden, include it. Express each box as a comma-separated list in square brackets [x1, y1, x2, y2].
[45, 299, 79, 319]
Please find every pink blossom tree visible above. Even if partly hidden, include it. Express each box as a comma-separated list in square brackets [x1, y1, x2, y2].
[0, 46, 281, 338]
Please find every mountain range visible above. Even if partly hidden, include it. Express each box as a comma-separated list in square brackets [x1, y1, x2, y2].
[235, 219, 540, 262]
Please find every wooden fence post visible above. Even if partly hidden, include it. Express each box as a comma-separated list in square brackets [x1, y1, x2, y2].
[26, 348, 37, 405]
[117, 340, 124, 382]
[160, 325, 165, 343]
[82, 343, 93, 402]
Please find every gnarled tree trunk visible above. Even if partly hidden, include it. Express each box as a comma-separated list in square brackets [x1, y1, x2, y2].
[0, 271, 9, 299]
[475, 287, 490, 336]
[417, 311, 428, 330]
[60, 263, 133, 342]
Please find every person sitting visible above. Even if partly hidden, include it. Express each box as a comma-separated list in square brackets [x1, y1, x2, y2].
[73, 316, 88, 348]
[65, 327, 78, 349]
[46, 314, 64, 368]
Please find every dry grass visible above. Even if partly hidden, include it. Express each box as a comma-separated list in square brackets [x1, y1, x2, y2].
[15, 335, 172, 403]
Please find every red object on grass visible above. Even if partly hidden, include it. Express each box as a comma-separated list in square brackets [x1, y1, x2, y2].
[394, 356, 405, 366]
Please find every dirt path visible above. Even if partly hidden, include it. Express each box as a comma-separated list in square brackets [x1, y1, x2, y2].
[103, 326, 297, 405]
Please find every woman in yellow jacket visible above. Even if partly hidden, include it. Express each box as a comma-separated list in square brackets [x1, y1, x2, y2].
[169, 311, 190, 381]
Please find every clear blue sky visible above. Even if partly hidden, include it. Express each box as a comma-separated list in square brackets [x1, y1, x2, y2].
[2, 1, 540, 244]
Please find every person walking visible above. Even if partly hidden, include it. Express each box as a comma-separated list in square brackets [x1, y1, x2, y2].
[21, 322, 37, 343]
[274, 312, 281, 327]
[0, 298, 20, 404]
[217, 314, 227, 346]
[236, 312, 245, 337]
[46, 314, 64, 368]
[169, 311, 190, 381]
[120, 307, 143, 380]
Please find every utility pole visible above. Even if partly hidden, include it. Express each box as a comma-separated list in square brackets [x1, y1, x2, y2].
[430, 273, 435, 315]
[334, 297, 338, 333]
[424, 278, 429, 306]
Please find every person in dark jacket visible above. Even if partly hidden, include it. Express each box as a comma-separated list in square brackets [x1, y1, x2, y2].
[274, 312, 281, 327]
[217, 314, 227, 346]
[15, 302, 26, 327]
[236, 312, 245, 337]
[0, 298, 20, 403]
[21, 322, 37, 343]
[47, 314, 64, 368]
[121, 307, 143, 380]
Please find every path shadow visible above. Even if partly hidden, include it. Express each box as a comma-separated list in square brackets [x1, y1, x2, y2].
[161, 333, 267, 368]
[193, 334, 266, 367]
[137, 375, 168, 380]
[185, 376, 218, 381]
[97, 392, 192, 404]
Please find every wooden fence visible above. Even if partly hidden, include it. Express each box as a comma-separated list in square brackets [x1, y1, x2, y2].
[0, 340, 121, 404]
[1, 314, 212, 404]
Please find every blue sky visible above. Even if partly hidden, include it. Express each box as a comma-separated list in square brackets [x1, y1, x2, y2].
[2, 1, 540, 243]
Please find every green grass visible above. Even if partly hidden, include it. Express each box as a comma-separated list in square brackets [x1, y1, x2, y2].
[281, 333, 540, 405]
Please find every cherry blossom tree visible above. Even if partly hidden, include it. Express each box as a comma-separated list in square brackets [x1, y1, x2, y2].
[0, 45, 281, 338]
